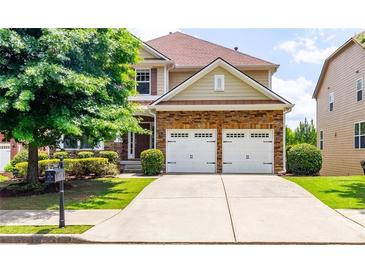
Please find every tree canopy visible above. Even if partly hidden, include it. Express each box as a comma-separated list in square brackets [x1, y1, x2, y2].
[0, 28, 142, 184]
[286, 118, 317, 146]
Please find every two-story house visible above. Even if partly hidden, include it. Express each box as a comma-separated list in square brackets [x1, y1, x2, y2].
[108, 32, 293, 174]
[313, 32, 365, 175]
[1, 32, 293, 174]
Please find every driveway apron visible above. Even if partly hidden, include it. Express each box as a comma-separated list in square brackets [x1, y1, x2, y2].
[82, 175, 365, 243]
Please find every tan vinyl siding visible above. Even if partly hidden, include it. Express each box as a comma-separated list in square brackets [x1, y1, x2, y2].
[243, 70, 270, 88]
[169, 71, 196, 90]
[139, 48, 157, 59]
[170, 67, 270, 101]
[317, 42, 365, 175]
[157, 67, 164, 95]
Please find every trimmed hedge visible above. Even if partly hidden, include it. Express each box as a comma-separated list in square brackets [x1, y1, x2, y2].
[52, 151, 70, 159]
[99, 151, 119, 164]
[10, 149, 48, 166]
[287, 144, 322, 176]
[140, 149, 164, 175]
[77, 151, 95, 158]
[14, 158, 118, 178]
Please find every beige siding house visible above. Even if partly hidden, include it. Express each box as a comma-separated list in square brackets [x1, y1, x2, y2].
[313, 32, 365, 175]
[105, 32, 293, 174]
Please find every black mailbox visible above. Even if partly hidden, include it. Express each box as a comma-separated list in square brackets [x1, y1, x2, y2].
[45, 168, 65, 183]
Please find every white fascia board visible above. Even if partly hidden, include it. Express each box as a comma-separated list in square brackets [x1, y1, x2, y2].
[150, 104, 291, 112]
[141, 43, 170, 61]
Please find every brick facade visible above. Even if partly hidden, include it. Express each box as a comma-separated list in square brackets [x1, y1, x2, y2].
[156, 110, 284, 173]
[0, 133, 22, 159]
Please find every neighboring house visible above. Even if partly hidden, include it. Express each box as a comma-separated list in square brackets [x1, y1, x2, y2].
[313, 32, 365, 176]
[65, 32, 293, 174]
[0, 133, 22, 172]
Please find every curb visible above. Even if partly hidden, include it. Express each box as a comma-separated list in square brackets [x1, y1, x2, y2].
[0, 234, 91, 244]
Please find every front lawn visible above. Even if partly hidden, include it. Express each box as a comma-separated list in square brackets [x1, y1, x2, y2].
[285, 176, 365, 209]
[0, 225, 92, 234]
[0, 177, 155, 210]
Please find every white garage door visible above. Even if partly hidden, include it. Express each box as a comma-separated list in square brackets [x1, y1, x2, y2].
[222, 129, 274, 174]
[0, 143, 11, 172]
[166, 129, 216, 173]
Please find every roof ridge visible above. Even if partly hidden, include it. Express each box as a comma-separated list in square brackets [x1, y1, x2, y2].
[147, 31, 278, 67]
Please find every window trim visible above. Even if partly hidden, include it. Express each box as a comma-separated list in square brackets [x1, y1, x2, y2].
[356, 77, 363, 102]
[354, 121, 365, 149]
[328, 92, 334, 112]
[59, 135, 104, 151]
[214, 75, 225, 91]
[319, 130, 324, 150]
[135, 68, 151, 96]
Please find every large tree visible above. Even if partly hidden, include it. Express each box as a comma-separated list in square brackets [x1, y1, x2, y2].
[0, 28, 142, 187]
[294, 118, 316, 146]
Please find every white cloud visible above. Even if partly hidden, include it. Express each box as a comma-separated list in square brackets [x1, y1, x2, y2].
[276, 37, 337, 64]
[129, 28, 181, 41]
[272, 76, 316, 129]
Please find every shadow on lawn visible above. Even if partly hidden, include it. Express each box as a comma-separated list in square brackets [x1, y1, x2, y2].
[322, 182, 365, 207]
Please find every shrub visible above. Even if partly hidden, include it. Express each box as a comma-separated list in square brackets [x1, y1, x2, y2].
[10, 149, 48, 166]
[140, 149, 164, 175]
[77, 151, 95, 158]
[287, 143, 322, 176]
[4, 163, 15, 173]
[99, 151, 119, 164]
[14, 158, 118, 178]
[53, 151, 70, 159]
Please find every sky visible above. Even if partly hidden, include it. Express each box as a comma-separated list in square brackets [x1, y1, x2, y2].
[130, 28, 363, 129]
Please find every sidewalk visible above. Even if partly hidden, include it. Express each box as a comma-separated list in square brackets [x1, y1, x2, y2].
[0, 210, 120, 226]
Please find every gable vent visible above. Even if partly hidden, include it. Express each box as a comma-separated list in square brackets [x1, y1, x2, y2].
[214, 75, 225, 91]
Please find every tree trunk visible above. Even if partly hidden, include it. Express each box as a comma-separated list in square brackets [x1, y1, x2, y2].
[26, 143, 39, 186]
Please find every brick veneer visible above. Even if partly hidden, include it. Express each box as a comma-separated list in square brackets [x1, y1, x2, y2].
[156, 110, 284, 173]
[0, 133, 21, 159]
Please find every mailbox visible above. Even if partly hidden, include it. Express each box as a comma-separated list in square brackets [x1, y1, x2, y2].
[45, 168, 65, 183]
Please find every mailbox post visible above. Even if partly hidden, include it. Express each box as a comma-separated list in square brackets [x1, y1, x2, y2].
[45, 156, 66, 228]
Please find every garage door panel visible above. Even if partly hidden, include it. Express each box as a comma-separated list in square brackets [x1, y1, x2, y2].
[166, 129, 216, 173]
[223, 129, 274, 174]
[0, 143, 11, 172]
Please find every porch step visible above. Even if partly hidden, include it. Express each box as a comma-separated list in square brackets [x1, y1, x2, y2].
[120, 160, 142, 173]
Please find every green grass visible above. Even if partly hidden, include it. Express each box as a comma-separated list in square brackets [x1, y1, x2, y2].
[0, 175, 9, 183]
[0, 225, 92, 234]
[0, 177, 155, 210]
[285, 176, 365, 209]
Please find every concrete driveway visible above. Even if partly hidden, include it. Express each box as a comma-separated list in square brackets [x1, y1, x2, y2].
[82, 175, 365, 243]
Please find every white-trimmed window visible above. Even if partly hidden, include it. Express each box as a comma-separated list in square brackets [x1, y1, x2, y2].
[354, 122, 365, 149]
[319, 130, 324, 150]
[356, 78, 363, 102]
[135, 69, 151, 95]
[214, 75, 225, 91]
[328, 92, 334, 112]
[60, 135, 104, 150]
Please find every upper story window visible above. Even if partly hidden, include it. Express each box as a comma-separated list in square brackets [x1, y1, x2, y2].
[135, 69, 150, 95]
[328, 92, 334, 112]
[214, 75, 225, 91]
[355, 122, 365, 149]
[319, 130, 324, 150]
[356, 78, 363, 102]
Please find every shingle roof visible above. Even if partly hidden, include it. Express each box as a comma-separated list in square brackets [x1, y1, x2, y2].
[146, 32, 278, 68]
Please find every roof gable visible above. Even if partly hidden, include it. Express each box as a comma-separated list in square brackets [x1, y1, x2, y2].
[151, 58, 292, 106]
[146, 32, 278, 69]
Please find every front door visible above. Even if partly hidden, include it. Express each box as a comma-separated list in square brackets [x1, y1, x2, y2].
[134, 123, 152, 159]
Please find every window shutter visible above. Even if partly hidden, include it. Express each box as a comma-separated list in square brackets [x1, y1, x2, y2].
[151, 68, 157, 95]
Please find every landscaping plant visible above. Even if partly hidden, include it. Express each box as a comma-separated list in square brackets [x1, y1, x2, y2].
[140, 149, 164, 176]
[0, 28, 143, 188]
[99, 151, 119, 164]
[287, 143, 322, 175]
[77, 151, 94, 158]
[52, 151, 70, 159]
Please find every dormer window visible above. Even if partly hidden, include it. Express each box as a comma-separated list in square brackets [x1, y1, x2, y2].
[214, 75, 225, 91]
[328, 92, 334, 112]
[135, 68, 151, 95]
